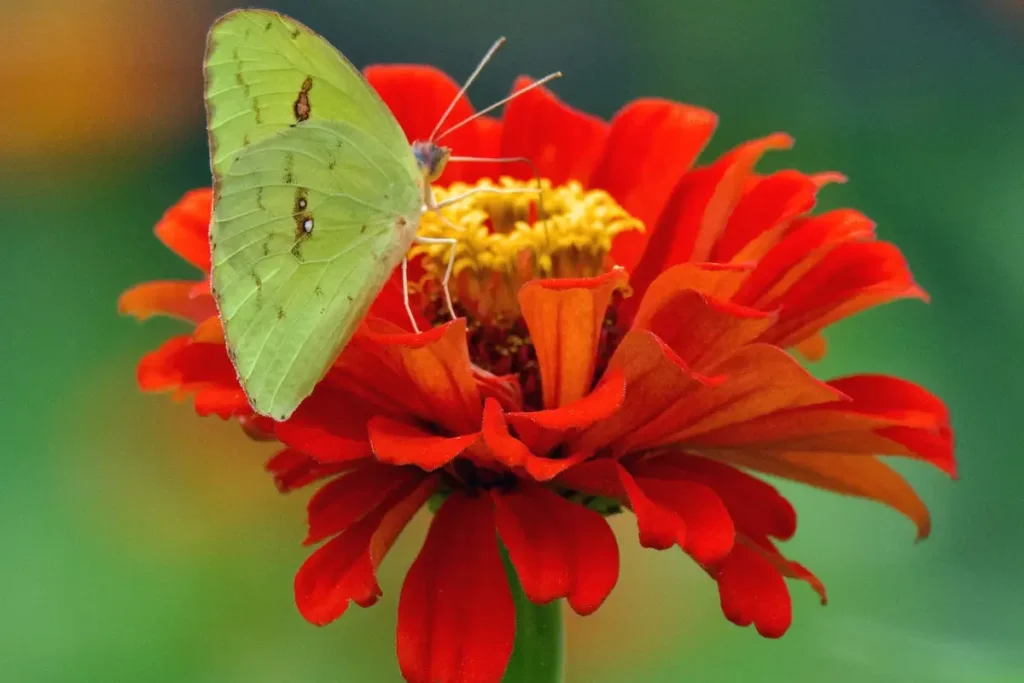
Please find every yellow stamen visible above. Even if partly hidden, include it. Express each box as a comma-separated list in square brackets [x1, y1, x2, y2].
[412, 177, 643, 324]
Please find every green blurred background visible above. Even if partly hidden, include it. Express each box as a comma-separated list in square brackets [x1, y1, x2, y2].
[1, 0, 1021, 681]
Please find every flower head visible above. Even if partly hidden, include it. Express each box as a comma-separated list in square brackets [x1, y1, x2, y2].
[121, 65, 955, 682]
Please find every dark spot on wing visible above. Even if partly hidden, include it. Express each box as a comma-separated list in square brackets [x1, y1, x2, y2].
[252, 273, 262, 287]
[314, 285, 324, 297]
[291, 27, 301, 39]
[253, 97, 263, 124]
[242, 133, 251, 147]
[293, 76, 313, 123]
[276, 305, 286, 320]
[360, 224, 367, 234]
[256, 187, 265, 209]
[293, 187, 314, 240]
[284, 152, 295, 184]
[396, 216, 408, 229]
[235, 71, 250, 98]
[291, 243, 304, 261]
[264, 20, 273, 31]
[232, 48, 240, 61]
[346, 295, 354, 303]
[327, 152, 337, 170]
[262, 241, 270, 256]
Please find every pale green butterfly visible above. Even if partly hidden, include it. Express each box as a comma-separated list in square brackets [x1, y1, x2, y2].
[205, 9, 559, 420]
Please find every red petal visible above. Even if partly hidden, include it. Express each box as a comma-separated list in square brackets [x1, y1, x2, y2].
[276, 387, 374, 464]
[365, 65, 499, 183]
[633, 475, 735, 565]
[749, 536, 827, 605]
[500, 76, 608, 185]
[714, 542, 792, 638]
[618, 261, 752, 325]
[481, 398, 590, 481]
[635, 454, 796, 542]
[118, 281, 216, 323]
[693, 374, 955, 477]
[193, 385, 250, 418]
[295, 474, 436, 626]
[398, 492, 514, 683]
[493, 482, 618, 615]
[712, 170, 843, 263]
[767, 241, 927, 347]
[154, 188, 212, 272]
[137, 336, 237, 391]
[304, 463, 424, 545]
[627, 134, 792, 302]
[369, 416, 479, 470]
[597, 100, 718, 271]
[519, 270, 628, 409]
[266, 449, 359, 493]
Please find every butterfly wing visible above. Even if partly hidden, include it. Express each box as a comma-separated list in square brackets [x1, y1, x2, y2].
[205, 9, 411, 178]
[206, 11, 424, 420]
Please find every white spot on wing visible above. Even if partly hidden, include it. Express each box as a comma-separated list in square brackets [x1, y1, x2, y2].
[303, 218, 313, 233]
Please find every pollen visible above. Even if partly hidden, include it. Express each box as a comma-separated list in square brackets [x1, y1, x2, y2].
[412, 177, 643, 324]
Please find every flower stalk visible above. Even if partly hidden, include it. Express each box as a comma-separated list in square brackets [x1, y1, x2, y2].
[502, 549, 564, 683]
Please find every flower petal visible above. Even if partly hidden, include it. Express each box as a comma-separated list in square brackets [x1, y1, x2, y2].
[627, 134, 792, 301]
[265, 449, 359, 493]
[398, 492, 514, 683]
[616, 343, 843, 454]
[137, 336, 236, 391]
[276, 387, 374, 464]
[118, 281, 216, 323]
[519, 269, 628, 409]
[634, 454, 796, 542]
[713, 170, 844, 263]
[500, 76, 608, 185]
[331, 320, 482, 434]
[716, 451, 933, 539]
[154, 188, 212, 272]
[364, 65, 498, 183]
[632, 286, 776, 373]
[304, 463, 424, 545]
[295, 474, 436, 626]
[481, 398, 587, 481]
[691, 374, 955, 476]
[713, 542, 792, 638]
[632, 475, 735, 565]
[369, 416, 479, 470]
[597, 100, 718, 271]
[493, 482, 618, 615]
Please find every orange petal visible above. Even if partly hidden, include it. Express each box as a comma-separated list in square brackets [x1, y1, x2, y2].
[118, 281, 216, 323]
[715, 451, 933, 539]
[519, 269, 627, 409]
[331, 319, 481, 435]
[632, 285, 776, 372]
[481, 399, 590, 481]
[619, 261, 752, 324]
[154, 188, 212, 272]
[614, 343, 843, 455]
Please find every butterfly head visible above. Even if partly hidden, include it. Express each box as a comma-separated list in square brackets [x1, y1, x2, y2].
[412, 141, 451, 183]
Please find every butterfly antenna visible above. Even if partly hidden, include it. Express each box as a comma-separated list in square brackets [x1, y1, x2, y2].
[429, 37, 507, 142]
[435, 72, 563, 142]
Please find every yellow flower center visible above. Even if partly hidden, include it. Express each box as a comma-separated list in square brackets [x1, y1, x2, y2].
[412, 177, 643, 324]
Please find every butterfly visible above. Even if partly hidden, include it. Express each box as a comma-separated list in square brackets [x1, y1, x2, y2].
[205, 9, 559, 420]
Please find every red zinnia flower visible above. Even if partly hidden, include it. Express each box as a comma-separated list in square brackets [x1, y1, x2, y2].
[121, 65, 955, 682]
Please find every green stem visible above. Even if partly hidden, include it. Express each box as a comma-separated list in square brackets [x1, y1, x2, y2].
[501, 550, 565, 683]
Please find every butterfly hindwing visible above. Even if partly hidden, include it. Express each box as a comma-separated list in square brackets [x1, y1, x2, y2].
[211, 120, 422, 421]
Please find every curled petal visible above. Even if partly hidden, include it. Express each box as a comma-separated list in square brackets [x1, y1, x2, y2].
[369, 416, 479, 471]
[295, 474, 436, 626]
[398, 493, 514, 683]
[501, 76, 608, 185]
[493, 482, 619, 615]
[519, 269, 628, 408]
[154, 188, 212, 272]
[481, 399, 587, 481]
[633, 475, 735, 565]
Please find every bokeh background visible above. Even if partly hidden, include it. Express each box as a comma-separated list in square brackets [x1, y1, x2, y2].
[1, 0, 1021, 681]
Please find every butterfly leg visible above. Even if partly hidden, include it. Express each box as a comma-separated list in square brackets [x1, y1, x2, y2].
[412, 235, 458, 322]
[401, 256, 421, 334]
